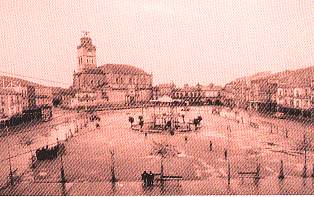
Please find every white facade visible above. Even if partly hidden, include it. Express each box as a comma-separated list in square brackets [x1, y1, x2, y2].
[0, 87, 28, 118]
[277, 86, 312, 110]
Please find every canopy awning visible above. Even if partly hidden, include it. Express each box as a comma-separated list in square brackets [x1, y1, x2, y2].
[157, 95, 174, 103]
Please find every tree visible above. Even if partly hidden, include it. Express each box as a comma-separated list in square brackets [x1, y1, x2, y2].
[193, 118, 199, 128]
[52, 98, 61, 107]
[150, 141, 180, 182]
[193, 116, 203, 129]
[138, 116, 144, 129]
[128, 117, 134, 127]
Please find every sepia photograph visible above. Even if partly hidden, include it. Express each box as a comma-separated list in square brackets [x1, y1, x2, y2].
[0, 0, 314, 195]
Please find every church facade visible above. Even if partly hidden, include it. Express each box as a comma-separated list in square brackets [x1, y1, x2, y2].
[67, 33, 153, 108]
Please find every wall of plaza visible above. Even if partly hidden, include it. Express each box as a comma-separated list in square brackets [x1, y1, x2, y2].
[219, 68, 314, 118]
[0, 78, 54, 120]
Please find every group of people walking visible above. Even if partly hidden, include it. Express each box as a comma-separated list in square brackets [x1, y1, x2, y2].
[141, 171, 155, 186]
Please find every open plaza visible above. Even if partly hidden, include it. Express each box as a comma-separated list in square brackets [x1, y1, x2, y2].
[0, 105, 313, 195]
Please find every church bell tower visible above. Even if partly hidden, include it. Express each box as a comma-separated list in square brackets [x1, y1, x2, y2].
[77, 31, 97, 72]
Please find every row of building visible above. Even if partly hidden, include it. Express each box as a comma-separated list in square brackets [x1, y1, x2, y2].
[60, 33, 314, 119]
[153, 68, 314, 118]
[61, 33, 223, 109]
[0, 76, 54, 122]
[152, 83, 222, 105]
[221, 68, 314, 117]
[1, 33, 312, 120]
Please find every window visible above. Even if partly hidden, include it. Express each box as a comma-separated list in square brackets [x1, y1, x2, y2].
[305, 88, 309, 96]
[295, 89, 299, 97]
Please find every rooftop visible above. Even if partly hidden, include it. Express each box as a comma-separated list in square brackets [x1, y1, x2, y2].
[99, 64, 150, 76]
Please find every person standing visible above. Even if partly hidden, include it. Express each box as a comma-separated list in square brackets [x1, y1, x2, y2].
[209, 141, 212, 151]
[149, 171, 154, 186]
[141, 171, 148, 186]
[224, 149, 228, 160]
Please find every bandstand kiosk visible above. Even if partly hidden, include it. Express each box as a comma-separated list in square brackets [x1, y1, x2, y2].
[131, 96, 196, 133]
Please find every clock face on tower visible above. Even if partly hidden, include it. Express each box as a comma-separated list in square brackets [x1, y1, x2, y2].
[88, 51, 92, 56]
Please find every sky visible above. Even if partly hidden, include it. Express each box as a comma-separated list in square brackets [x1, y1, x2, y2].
[0, 0, 314, 88]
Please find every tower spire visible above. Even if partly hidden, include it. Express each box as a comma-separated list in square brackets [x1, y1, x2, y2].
[82, 31, 90, 37]
[76, 31, 97, 72]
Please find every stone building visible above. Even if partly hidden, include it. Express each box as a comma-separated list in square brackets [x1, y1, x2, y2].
[172, 84, 202, 105]
[25, 86, 51, 108]
[249, 78, 277, 112]
[275, 66, 314, 117]
[277, 81, 313, 117]
[0, 87, 28, 119]
[221, 72, 272, 109]
[221, 80, 250, 109]
[70, 33, 153, 108]
[0, 76, 53, 109]
[153, 83, 176, 99]
[171, 83, 222, 105]
[200, 83, 222, 105]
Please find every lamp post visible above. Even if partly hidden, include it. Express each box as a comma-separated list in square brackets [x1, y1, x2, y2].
[278, 160, 285, 180]
[59, 153, 68, 196]
[4, 126, 15, 187]
[227, 125, 231, 185]
[302, 133, 308, 178]
[60, 154, 66, 183]
[110, 148, 117, 183]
